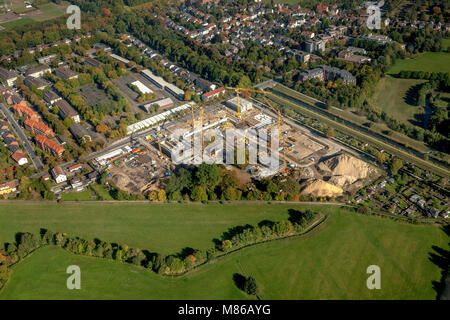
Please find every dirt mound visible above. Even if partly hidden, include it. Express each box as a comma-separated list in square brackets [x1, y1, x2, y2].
[322, 154, 371, 180]
[111, 173, 128, 188]
[328, 175, 357, 187]
[300, 179, 344, 197]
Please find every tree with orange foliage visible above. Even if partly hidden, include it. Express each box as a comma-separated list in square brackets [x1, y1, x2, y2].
[96, 124, 110, 134]
[101, 8, 111, 17]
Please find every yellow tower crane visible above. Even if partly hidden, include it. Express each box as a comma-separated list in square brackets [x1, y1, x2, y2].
[156, 125, 163, 159]
[199, 106, 205, 152]
[263, 97, 287, 170]
[225, 87, 269, 118]
[189, 103, 206, 151]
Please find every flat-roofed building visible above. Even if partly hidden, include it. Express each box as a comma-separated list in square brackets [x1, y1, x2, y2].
[141, 69, 167, 89]
[225, 96, 253, 113]
[141, 97, 174, 112]
[131, 80, 153, 94]
[83, 57, 103, 67]
[109, 53, 130, 64]
[165, 83, 185, 100]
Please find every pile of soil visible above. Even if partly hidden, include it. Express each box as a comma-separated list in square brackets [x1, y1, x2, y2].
[322, 154, 371, 180]
[300, 179, 344, 197]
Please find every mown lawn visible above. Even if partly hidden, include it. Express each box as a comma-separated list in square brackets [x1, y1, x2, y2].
[0, 203, 334, 254]
[0, 17, 34, 29]
[388, 52, 450, 74]
[0, 208, 446, 300]
[369, 75, 426, 124]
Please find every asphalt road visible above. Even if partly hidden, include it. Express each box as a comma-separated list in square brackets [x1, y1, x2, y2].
[0, 103, 44, 170]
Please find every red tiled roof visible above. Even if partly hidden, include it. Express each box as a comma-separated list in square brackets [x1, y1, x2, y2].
[203, 86, 225, 98]
[13, 104, 38, 119]
[35, 134, 64, 155]
[11, 150, 26, 162]
[24, 119, 54, 137]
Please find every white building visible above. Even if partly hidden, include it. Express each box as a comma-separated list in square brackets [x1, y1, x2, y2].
[51, 166, 67, 184]
[225, 97, 253, 113]
[131, 80, 153, 94]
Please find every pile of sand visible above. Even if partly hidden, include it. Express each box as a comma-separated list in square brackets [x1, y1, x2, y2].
[322, 154, 371, 181]
[327, 175, 357, 187]
[300, 179, 344, 197]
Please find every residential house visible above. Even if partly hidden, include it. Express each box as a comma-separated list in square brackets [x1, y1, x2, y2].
[25, 64, 51, 78]
[11, 150, 28, 166]
[24, 76, 50, 90]
[69, 123, 93, 144]
[0, 68, 18, 87]
[35, 134, 64, 157]
[12, 104, 40, 121]
[54, 66, 78, 80]
[24, 119, 54, 137]
[201, 86, 225, 101]
[56, 100, 80, 123]
[43, 90, 62, 105]
[0, 180, 19, 195]
[68, 163, 82, 173]
[51, 166, 67, 183]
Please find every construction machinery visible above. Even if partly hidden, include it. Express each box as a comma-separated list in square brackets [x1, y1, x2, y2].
[225, 87, 269, 118]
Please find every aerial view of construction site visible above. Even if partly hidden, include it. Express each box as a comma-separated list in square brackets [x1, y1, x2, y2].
[91, 86, 379, 199]
[0, 0, 448, 305]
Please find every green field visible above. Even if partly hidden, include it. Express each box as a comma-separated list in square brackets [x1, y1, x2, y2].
[442, 39, 450, 51]
[0, 2, 67, 29]
[0, 203, 323, 254]
[0, 205, 446, 300]
[31, 3, 67, 22]
[389, 52, 450, 74]
[0, 17, 34, 29]
[370, 76, 426, 124]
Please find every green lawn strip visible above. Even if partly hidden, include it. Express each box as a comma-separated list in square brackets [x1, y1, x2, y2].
[388, 52, 450, 74]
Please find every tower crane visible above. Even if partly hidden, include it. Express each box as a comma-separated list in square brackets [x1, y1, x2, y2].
[156, 125, 163, 159]
[225, 87, 269, 118]
[189, 103, 206, 151]
[263, 97, 287, 170]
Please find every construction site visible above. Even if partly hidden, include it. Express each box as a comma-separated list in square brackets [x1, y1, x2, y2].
[90, 88, 379, 197]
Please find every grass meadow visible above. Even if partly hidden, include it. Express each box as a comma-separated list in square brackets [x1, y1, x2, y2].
[0, 203, 446, 299]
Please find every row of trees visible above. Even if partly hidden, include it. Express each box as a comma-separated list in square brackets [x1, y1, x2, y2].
[165, 163, 330, 202]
